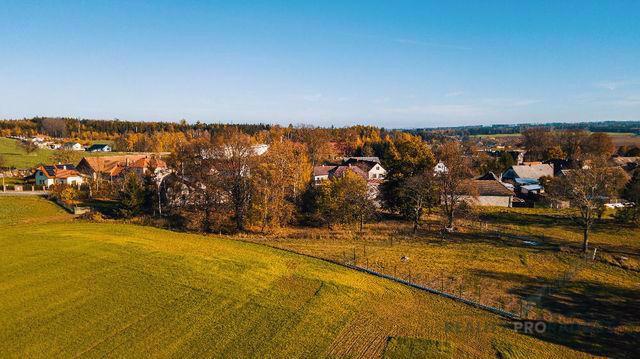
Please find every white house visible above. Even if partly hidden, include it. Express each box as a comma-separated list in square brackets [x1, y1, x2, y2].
[341, 157, 387, 180]
[63, 142, 84, 151]
[35, 164, 84, 187]
[434, 161, 448, 174]
[86, 144, 112, 152]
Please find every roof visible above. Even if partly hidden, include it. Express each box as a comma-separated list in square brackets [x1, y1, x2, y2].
[341, 156, 381, 163]
[610, 157, 640, 166]
[521, 184, 543, 191]
[476, 172, 500, 181]
[78, 155, 159, 176]
[473, 179, 514, 197]
[331, 165, 368, 180]
[86, 144, 110, 151]
[313, 165, 336, 177]
[129, 157, 167, 169]
[505, 164, 554, 180]
[342, 158, 383, 172]
[37, 164, 81, 179]
[514, 177, 540, 185]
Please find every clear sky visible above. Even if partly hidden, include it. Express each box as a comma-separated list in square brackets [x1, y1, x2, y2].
[1, 1, 639, 128]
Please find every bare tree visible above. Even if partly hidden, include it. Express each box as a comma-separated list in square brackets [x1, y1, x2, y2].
[403, 169, 439, 233]
[435, 142, 476, 230]
[19, 141, 38, 154]
[547, 157, 628, 252]
[40, 118, 68, 138]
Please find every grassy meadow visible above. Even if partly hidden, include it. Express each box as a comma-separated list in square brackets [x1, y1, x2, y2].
[469, 132, 640, 147]
[0, 196, 590, 358]
[249, 208, 640, 358]
[0, 137, 126, 169]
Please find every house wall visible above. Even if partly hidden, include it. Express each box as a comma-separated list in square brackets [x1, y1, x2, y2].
[64, 176, 84, 186]
[35, 171, 48, 186]
[313, 174, 329, 185]
[367, 164, 386, 179]
[462, 195, 512, 207]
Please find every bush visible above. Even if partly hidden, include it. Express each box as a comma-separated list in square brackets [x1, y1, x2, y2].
[49, 184, 78, 204]
[614, 206, 640, 227]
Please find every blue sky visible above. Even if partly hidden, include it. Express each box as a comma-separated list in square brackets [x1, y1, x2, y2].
[1, 1, 639, 128]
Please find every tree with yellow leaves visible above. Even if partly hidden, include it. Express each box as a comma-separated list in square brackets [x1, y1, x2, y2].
[251, 139, 311, 232]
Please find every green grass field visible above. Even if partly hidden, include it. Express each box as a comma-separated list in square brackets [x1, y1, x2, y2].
[0, 197, 586, 358]
[0, 137, 127, 169]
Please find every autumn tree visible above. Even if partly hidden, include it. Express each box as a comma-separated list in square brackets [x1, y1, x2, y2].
[251, 139, 310, 232]
[584, 132, 616, 158]
[315, 170, 374, 230]
[40, 118, 68, 138]
[522, 127, 555, 161]
[380, 133, 435, 214]
[212, 128, 257, 231]
[53, 149, 75, 164]
[166, 139, 227, 232]
[547, 157, 628, 252]
[298, 126, 337, 165]
[560, 130, 589, 162]
[435, 141, 476, 230]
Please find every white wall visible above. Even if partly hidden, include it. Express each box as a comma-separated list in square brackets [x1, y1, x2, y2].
[368, 164, 387, 179]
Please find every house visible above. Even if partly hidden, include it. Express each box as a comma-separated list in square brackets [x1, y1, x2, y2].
[609, 156, 640, 173]
[342, 157, 387, 180]
[313, 165, 334, 184]
[520, 184, 544, 195]
[77, 155, 167, 180]
[434, 161, 448, 174]
[501, 163, 554, 183]
[126, 156, 168, 177]
[63, 142, 84, 151]
[465, 172, 516, 207]
[341, 156, 381, 164]
[543, 159, 572, 176]
[34, 164, 84, 187]
[313, 164, 368, 185]
[314, 156, 387, 184]
[86, 144, 112, 152]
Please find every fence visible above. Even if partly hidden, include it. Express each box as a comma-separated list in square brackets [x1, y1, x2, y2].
[248, 238, 527, 320]
[1, 184, 48, 193]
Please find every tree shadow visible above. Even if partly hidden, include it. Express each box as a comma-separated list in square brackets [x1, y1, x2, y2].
[474, 269, 640, 358]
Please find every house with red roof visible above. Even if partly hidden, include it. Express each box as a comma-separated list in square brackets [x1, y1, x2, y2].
[34, 164, 84, 188]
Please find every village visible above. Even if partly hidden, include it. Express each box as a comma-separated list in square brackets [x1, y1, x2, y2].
[1, 121, 639, 358]
[2, 130, 637, 214]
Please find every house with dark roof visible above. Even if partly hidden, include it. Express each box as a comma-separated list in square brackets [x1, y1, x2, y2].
[464, 173, 516, 207]
[86, 144, 112, 152]
[35, 164, 84, 187]
[313, 164, 368, 185]
[342, 157, 387, 180]
[501, 163, 554, 183]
